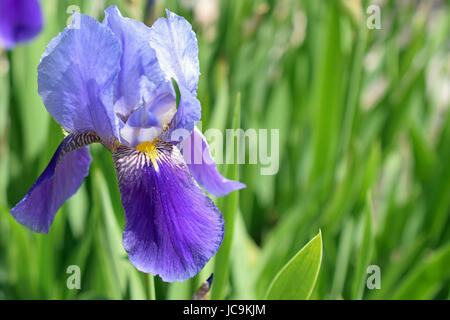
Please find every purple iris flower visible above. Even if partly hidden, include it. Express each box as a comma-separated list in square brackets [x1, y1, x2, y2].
[10, 6, 245, 282]
[0, 0, 43, 49]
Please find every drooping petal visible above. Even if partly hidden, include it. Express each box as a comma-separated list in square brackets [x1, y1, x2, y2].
[102, 6, 167, 121]
[113, 141, 224, 282]
[37, 12, 121, 144]
[149, 9, 199, 94]
[0, 0, 43, 49]
[10, 132, 100, 233]
[182, 127, 246, 197]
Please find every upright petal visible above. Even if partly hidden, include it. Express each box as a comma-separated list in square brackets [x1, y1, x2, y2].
[149, 9, 201, 139]
[102, 6, 166, 121]
[120, 107, 162, 148]
[182, 127, 246, 197]
[161, 84, 201, 142]
[0, 0, 43, 49]
[120, 81, 177, 147]
[11, 132, 101, 233]
[149, 9, 199, 94]
[113, 141, 224, 282]
[38, 12, 121, 144]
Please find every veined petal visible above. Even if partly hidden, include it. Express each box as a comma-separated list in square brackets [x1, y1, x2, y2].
[102, 6, 166, 121]
[10, 132, 101, 233]
[160, 85, 201, 142]
[38, 12, 121, 144]
[149, 9, 201, 138]
[149, 9, 200, 94]
[113, 141, 224, 282]
[146, 80, 177, 126]
[0, 0, 43, 49]
[182, 127, 246, 197]
[120, 108, 162, 148]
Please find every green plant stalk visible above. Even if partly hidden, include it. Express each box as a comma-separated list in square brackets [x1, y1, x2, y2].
[210, 93, 241, 300]
[339, 20, 368, 158]
[147, 273, 156, 300]
[351, 191, 375, 299]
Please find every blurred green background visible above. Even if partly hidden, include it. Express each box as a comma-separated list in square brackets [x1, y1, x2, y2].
[0, 0, 449, 300]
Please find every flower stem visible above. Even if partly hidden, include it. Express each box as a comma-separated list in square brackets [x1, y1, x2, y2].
[147, 273, 156, 300]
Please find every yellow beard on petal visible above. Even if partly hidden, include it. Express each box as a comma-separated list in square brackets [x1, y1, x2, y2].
[136, 139, 160, 171]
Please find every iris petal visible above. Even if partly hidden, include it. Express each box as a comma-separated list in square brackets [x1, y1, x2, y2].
[0, 0, 43, 49]
[149, 10, 201, 139]
[113, 141, 224, 282]
[11, 132, 100, 233]
[120, 108, 162, 148]
[102, 6, 167, 121]
[149, 9, 200, 94]
[127, 108, 161, 128]
[182, 127, 246, 197]
[37, 12, 121, 144]
[161, 85, 201, 142]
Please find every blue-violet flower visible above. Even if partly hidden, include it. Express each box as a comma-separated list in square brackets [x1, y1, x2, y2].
[0, 0, 43, 49]
[10, 6, 245, 282]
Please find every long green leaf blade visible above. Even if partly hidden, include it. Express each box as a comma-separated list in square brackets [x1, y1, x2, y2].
[265, 231, 323, 300]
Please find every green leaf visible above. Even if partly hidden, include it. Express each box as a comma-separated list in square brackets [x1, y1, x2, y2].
[127, 266, 147, 300]
[230, 210, 258, 299]
[265, 231, 323, 300]
[308, 1, 343, 190]
[351, 192, 375, 299]
[329, 218, 355, 299]
[210, 93, 242, 300]
[0, 60, 9, 206]
[392, 243, 450, 300]
[92, 168, 128, 299]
